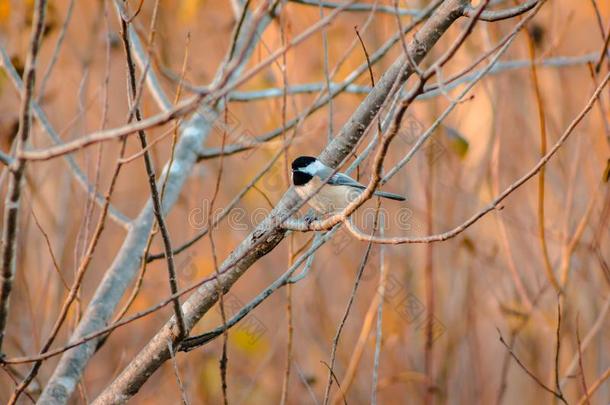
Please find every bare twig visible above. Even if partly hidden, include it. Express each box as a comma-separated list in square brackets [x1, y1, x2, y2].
[575, 315, 590, 405]
[223, 53, 598, 103]
[576, 367, 610, 405]
[119, 4, 186, 338]
[322, 219, 378, 405]
[332, 293, 381, 404]
[289, 0, 420, 16]
[340, 71, 609, 244]
[8, 136, 129, 405]
[37, 0, 75, 101]
[0, 45, 131, 227]
[29, 207, 70, 292]
[167, 340, 189, 405]
[560, 293, 610, 388]
[105, 29, 192, 348]
[19, 0, 355, 162]
[319, 1, 333, 142]
[554, 298, 564, 400]
[321, 361, 348, 405]
[209, 103, 230, 405]
[279, 9, 294, 404]
[595, 19, 610, 73]
[589, 0, 605, 39]
[526, 29, 561, 292]
[0, 0, 48, 353]
[497, 330, 567, 404]
[371, 215, 386, 405]
[463, 0, 538, 21]
[197, 0, 444, 160]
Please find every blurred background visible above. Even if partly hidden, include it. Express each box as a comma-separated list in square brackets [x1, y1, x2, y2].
[0, 0, 609, 403]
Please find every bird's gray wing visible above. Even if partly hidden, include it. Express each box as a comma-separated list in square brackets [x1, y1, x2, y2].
[325, 172, 366, 189]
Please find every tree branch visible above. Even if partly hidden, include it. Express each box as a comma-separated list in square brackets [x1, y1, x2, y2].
[0, 45, 131, 228]
[288, 0, 421, 16]
[36, 2, 278, 403]
[463, 0, 539, 21]
[0, 0, 48, 353]
[91, 1, 469, 402]
[119, 1, 186, 338]
[342, 71, 609, 244]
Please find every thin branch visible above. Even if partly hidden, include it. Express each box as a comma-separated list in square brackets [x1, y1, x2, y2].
[589, 0, 605, 39]
[0, 0, 48, 353]
[19, 0, 356, 162]
[119, 4, 186, 338]
[37, 0, 75, 101]
[279, 9, 293, 404]
[322, 220, 377, 405]
[103, 16, 193, 349]
[7, 135, 129, 405]
[371, 216, 386, 405]
[197, 0, 444, 160]
[560, 293, 610, 388]
[595, 19, 610, 73]
[0, 45, 131, 227]
[209, 103, 230, 405]
[554, 298, 564, 399]
[180, 228, 340, 352]
[576, 367, 610, 405]
[219, 54, 599, 102]
[463, 0, 538, 22]
[526, 29, 561, 292]
[320, 1, 333, 142]
[30, 207, 70, 292]
[320, 361, 348, 405]
[575, 315, 590, 405]
[288, 0, 421, 16]
[0, 365, 36, 403]
[497, 330, 567, 404]
[167, 340, 189, 405]
[332, 293, 381, 404]
[341, 71, 608, 244]
[587, 62, 610, 142]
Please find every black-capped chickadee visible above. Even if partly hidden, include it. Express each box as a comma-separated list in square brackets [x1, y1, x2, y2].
[291, 156, 406, 215]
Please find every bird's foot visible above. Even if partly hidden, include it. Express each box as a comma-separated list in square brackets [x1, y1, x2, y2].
[303, 209, 319, 226]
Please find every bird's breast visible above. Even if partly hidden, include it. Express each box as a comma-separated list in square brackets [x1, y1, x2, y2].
[295, 177, 360, 215]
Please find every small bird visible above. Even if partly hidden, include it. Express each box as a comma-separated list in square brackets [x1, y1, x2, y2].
[291, 156, 406, 215]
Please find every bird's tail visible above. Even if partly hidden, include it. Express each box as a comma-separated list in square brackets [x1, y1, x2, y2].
[373, 190, 406, 201]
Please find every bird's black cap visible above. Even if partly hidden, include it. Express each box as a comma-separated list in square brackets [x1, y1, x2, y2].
[291, 156, 317, 171]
